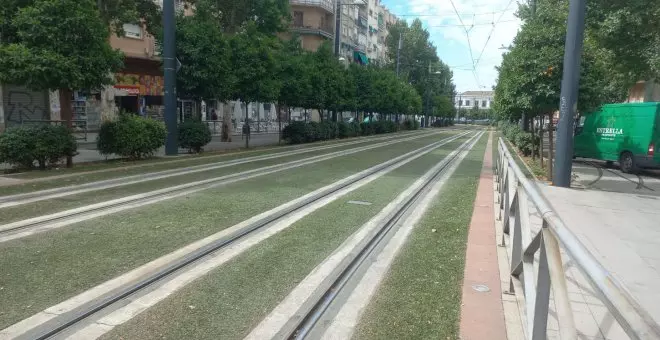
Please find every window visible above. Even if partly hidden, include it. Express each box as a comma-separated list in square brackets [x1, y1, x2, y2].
[123, 23, 142, 39]
[465, 100, 470, 106]
[482, 100, 487, 107]
[293, 11, 303, 26]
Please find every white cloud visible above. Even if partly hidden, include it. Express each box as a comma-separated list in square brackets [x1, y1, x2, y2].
[384, 0, 522, 92]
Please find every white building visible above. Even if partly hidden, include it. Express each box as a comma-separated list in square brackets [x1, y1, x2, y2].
[455, 90, 494, 110]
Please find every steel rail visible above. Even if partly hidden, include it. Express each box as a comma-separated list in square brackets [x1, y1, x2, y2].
[0, 131, 438, 208]
[0, 131, 459, 240]
[10, 132, 474, 340]
[497, 137, 660, 339]
[287, 131, 484, 340]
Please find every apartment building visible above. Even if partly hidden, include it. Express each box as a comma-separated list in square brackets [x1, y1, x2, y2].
[289, 0, 335, 52]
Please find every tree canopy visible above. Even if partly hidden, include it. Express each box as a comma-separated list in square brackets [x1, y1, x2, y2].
[0, 0, 123, 91]
[493, 0, 632, 122]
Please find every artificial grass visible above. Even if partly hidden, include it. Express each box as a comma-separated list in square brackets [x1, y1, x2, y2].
[0, 132, 458, 330]
[352, 134, 488, 340]
[100, 138, 467, 340]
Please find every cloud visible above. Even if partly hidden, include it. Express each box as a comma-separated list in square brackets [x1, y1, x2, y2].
[382, 0, 522, 92]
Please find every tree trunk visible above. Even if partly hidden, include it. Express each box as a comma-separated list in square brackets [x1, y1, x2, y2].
[304, 109, 308, 122]
[319, 109, 324, 122]
[277, 103, 282, 144]
[245, 103, 250, 149]
[540, 114, 545, 168]
[59, 88, 73, 168]
[548, 112, 554, 181]
[531, 116, 536, 161]
[288, 107, 292, 124]
[221, 102, 232, 142]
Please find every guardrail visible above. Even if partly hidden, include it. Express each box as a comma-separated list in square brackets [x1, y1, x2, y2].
[495, 137, 660, 339]
[19, 119, 88, 141]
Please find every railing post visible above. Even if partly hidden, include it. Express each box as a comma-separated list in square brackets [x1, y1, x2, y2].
[543, 226, 577, 339]
[531, 237, 551, 340]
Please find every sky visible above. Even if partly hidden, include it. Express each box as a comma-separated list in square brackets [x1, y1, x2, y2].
[380, 0, 522, 93]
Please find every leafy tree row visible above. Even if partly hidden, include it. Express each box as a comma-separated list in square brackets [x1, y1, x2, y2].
[0, 0, 449, 150]
[492, 0, 660, 174]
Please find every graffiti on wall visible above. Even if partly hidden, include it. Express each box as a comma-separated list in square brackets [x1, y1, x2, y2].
[4, 90, 48, 125]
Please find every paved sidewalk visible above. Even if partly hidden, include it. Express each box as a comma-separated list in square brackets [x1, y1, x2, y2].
[459, 133, 508, 340]
[539, 185, 660, 338]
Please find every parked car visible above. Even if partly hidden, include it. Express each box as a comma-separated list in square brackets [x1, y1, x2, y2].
[573, 102, 660, 173]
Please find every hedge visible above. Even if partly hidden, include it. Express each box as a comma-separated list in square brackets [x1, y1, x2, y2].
[282, 119, 416, 145]
[0, 124, 77, 169]
[498, 121, 539, 157]
[97, 114, 166, 160]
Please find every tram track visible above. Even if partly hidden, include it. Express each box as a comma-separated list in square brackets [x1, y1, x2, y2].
[247, 131, 484, 340]
[0, 131, 437, 209]
[1, 131, 477, 340]
[0, 131, 456, 243]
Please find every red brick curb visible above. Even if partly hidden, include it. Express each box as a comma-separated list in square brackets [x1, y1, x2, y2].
[459, 133, 507, 340]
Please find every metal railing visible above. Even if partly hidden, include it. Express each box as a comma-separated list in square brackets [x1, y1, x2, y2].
[19, 119, 88, 141]
[204, 120, 286, 136]
[495, 137, 660, 340]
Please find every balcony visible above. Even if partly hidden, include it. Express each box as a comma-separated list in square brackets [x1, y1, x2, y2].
[289, 0, 335, 13]
[291, 24, 334, 39]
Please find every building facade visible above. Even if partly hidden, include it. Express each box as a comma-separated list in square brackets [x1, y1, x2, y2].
[455, 90, 494, 111]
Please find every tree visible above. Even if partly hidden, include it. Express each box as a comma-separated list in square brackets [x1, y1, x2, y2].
[587, 0, 660, 82]
[229, 22, 281, 148]
[0, 0, 123, 165]
[275, 36, 311, 138]
[175, 2, 233, 106]
[208, 0, 290, 33]
[493, 0, 630, 175]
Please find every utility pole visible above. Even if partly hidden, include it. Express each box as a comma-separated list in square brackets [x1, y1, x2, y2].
[334, 0, 341, 56]
[163, 0, 178, 156]
[553, 0, 586, 187]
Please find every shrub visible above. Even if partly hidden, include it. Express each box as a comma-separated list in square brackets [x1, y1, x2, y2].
[360, 122, 375, 135]
[97, 114, 166, 160]
[281, 121, 309, 144]
[337, 122, 350, 138]
[0, 125, 77, 169]
[402, 119, 420, 131]
[349, 122, 361, 136]
[178, 120, 212, 153]
[97, 119, 118, 156]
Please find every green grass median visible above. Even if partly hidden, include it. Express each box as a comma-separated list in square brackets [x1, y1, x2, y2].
[0, 132, 458, 330]
[353, 133, 487, 340]
[100, 137, 468, 340]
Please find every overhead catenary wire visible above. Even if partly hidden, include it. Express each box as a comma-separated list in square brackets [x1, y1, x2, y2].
[473, 0, 517, 68]
[447, 0, 480, 87]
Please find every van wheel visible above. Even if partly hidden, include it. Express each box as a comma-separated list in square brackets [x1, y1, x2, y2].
[619, 152, 637, 173]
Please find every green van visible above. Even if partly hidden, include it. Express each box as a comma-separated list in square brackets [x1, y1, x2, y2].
[573, 102, 660, 173]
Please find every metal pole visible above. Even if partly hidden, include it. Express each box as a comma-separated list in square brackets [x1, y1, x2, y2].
[553, 0, 586, 187]
[334, 0, 341, 56]
[163, 0, 178, 156]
